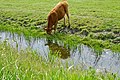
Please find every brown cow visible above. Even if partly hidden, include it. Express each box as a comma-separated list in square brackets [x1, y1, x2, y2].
[44, 0, 70, 34]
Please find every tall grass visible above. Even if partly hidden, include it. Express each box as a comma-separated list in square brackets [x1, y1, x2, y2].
[0, 41, 119, 80]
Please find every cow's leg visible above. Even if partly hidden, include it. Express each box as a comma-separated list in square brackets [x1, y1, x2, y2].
[64, 17, 66, 27]
[65, 7, 70, 28]
[54, 22, 58, 33]
[66, 13, 70, 28]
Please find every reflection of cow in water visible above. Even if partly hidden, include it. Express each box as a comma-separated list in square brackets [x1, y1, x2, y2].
[45, 40, 70, 59]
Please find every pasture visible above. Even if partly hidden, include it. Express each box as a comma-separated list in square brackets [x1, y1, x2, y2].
[0, 0, 120, 79]
[0, 0, 120, 51]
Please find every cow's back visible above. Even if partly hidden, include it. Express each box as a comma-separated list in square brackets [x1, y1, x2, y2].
[50, 1, 68, 20]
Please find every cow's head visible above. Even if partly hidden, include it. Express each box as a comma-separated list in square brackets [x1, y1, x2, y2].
[44, 27, 52, 35]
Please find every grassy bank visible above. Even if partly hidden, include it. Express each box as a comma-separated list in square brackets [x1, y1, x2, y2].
[0, 42, 119, 80]
[0, 24, 120, 53]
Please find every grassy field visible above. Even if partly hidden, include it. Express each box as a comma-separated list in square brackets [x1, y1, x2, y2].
[0, 0, 120, 52]
[0, 0, 120, 79]
[0, 0, 120, 51]
[0, 0, 120, 33]
[0, 42, 119, 80]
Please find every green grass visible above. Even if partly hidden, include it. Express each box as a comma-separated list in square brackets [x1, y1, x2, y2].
[0, 0, 120, 30]
[0, 41, 119, 80]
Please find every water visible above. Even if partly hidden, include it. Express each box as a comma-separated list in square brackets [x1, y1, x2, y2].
[0, 31, 120, 75]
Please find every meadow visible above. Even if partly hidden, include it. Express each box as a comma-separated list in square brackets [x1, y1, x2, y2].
[0, 0, 120, 52]
[0, 0, 120, 79]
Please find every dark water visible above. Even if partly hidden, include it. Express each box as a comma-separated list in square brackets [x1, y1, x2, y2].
[0, 31, 120, 75]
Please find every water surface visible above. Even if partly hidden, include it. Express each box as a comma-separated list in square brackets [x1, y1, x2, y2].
[0, 31, 120, 75]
